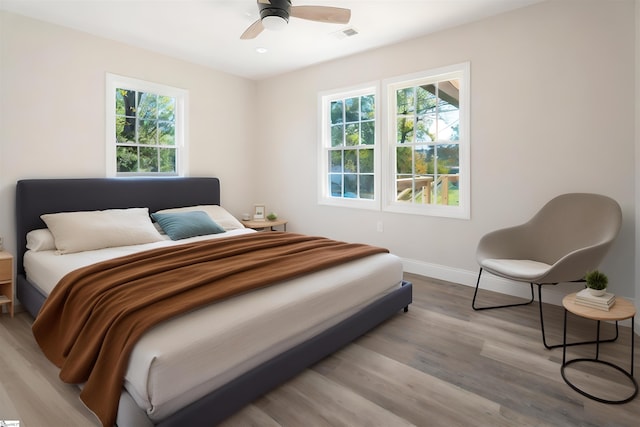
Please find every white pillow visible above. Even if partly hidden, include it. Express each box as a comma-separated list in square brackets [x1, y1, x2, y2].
[154, 205, 245, 231]
[26, 228, 57, 252]
[41, 208, 163, 254]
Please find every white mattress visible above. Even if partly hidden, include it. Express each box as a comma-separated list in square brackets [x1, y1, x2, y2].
[25, 230, 403, 422]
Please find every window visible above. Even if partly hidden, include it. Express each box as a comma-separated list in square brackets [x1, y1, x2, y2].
[320, 63, 469, 218]
[318, 84, 380, 209]
[106, 74, 188, 177]
[384, 63, 470, 218]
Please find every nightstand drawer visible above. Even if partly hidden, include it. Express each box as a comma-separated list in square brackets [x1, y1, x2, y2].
[0, 254, 12, 281]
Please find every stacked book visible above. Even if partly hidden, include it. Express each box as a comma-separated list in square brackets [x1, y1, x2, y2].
[575, 288, 616, 311]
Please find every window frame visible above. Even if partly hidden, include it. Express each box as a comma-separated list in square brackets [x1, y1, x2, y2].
[317, 82, 381, 210]
[105, 73, 188, 177]
[382, 62, 470, 219]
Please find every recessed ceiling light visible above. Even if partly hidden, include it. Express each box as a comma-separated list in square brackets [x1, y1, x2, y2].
[256, 47, 268, 54]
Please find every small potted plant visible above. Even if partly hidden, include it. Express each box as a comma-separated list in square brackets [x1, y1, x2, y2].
[585, 270, 608, 297]
[267, 212, 278, 221]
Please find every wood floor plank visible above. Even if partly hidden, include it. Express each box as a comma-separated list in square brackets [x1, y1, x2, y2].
[220, 404, 280, 427]
[251, 369, 416, 427]
[314, 343, 519, 427]
[0, 314, 98, 426]
[1, 273, 638, 426]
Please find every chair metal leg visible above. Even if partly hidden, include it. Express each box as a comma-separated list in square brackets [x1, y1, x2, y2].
[473, 270, 619, 350]
[472, 268, 535, 310]
[538, 283, 562, 350]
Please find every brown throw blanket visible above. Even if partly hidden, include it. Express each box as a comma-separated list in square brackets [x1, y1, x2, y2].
[32, 232, 388, 426]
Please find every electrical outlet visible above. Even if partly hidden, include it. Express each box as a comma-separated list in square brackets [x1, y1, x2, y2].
[376, 221, 383, 232]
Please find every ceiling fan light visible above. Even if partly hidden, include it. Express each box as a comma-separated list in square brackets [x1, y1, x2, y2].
[262, 15, 288, 31]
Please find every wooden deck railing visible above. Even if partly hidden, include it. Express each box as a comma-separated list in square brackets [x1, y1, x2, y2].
[396, 174, 459, 204]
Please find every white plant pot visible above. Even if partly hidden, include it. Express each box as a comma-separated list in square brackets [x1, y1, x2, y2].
[588, 288, 606, 297]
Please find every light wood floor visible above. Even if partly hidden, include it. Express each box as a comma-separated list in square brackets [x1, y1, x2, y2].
[1, 273, 639, 426]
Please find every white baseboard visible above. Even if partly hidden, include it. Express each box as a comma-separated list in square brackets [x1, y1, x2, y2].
[401, 257, 639, 331]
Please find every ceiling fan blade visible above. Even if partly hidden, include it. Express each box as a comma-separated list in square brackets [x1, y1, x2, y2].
[290, 6, 351, 24]
[240, 19, 265, 39]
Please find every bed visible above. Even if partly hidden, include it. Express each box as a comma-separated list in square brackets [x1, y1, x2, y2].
[15, 177, 412, 427]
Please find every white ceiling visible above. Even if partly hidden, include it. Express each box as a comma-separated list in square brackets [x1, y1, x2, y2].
[1, 0, 542, 80]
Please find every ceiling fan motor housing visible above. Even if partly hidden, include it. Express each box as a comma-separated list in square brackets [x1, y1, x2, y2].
[259, 0, 292, 23]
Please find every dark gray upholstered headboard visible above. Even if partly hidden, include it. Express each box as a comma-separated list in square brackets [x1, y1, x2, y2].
[15, 177, 221, 276]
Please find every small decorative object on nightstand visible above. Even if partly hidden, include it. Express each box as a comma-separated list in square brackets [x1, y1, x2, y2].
[0, 251, 14, 317]
[242, 218, 288, 232]
[253, 204, 266, 221]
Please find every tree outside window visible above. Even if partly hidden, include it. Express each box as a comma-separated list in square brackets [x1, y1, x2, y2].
[319, 85, 380, 210]
[385, 63, 470, 219]
[106, 74, 187, 177]
[115, 89, 177, 174]
[394, 79, 461, 206]
[318, 63, 469, 218]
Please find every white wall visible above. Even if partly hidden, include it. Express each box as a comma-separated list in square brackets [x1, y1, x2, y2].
[635, 0, 640, 316]
[0, 11, 257, 259]
[254, 0, 637, 303]
[0, 1, 637, 312]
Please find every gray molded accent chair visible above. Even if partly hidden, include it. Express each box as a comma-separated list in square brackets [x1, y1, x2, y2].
[473, 193, 622, 349]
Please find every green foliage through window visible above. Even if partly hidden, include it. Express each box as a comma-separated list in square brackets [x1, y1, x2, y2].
[320, 63, 468, 217]
[115, 88, 177, 174]
[394, 78, 461, 206]
[326, 92, 376, 200]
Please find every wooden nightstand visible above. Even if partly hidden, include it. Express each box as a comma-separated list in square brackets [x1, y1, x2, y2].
[242, 218, 288, 231]
[0, 251, 14, 317]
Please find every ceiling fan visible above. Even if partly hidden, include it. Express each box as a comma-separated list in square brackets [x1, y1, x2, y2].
[241, 0, 351, 40]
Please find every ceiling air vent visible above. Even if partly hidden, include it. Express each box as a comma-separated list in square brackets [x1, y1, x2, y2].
[332, 27, 359, 39]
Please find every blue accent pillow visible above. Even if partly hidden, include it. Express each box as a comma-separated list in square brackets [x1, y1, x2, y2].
[151, 211, 225, 240]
